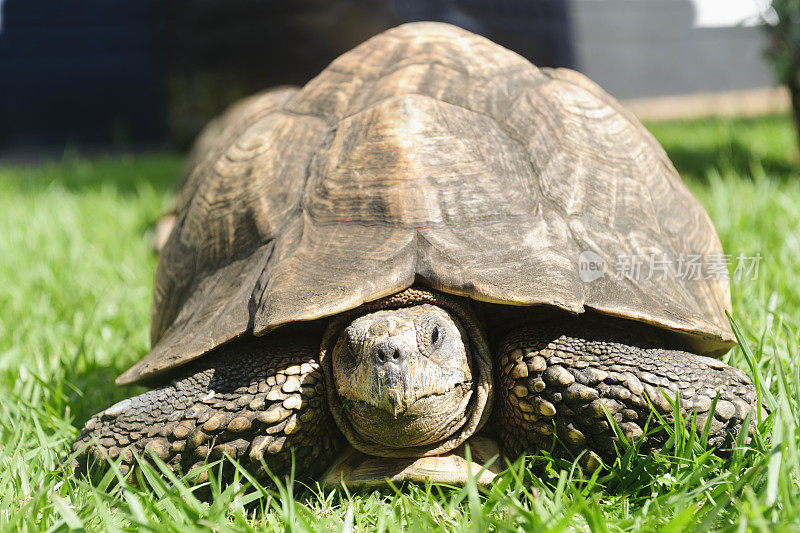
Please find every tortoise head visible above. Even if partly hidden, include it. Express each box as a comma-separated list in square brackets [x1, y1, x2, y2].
[322, 289, 493, 460]
[332, 305, 474, 449]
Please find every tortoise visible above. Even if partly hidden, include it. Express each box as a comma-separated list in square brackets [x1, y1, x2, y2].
[73, 22, 759, 486]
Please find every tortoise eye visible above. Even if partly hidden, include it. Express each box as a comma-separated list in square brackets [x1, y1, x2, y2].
[431, 326, 440, 345]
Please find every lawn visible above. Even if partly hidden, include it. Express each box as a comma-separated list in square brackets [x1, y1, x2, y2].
[1, 114, 799, 531]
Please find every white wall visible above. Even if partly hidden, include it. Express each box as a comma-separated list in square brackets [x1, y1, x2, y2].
[690, 0, 773, 28]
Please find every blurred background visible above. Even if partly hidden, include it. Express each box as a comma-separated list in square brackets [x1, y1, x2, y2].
[0, 0, 792, 158]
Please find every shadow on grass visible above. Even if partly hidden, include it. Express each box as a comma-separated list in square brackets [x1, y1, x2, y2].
[664, 136, 799, 183]
[63, 354, 148, 429]
[647, 114, 800, 183]
[0, 151, 184, 197]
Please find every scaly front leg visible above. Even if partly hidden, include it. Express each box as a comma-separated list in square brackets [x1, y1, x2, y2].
[72, 334, 344, 481]
[495, 320, 759, 465]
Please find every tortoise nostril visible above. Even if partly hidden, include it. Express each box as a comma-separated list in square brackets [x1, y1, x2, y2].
[374, 343, 402, 365]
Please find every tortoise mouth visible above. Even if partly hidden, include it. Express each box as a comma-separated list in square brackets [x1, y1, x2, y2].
[319, 286, 494, 458]
[343, 382, 474, 449]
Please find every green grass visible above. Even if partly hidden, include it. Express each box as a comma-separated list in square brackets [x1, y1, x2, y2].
[1, 114, 799, 531]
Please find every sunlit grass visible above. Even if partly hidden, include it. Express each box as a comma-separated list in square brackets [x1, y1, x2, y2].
[1, 115, 799, 530]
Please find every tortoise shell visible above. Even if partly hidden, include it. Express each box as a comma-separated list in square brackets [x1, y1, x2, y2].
[118, 22, 733, 386]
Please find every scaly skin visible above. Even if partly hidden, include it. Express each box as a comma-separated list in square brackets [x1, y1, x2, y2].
[72, 305, 760, 484]
[72, 334, 343, 482]
[332, 305, 474, 451]
[320, 288, 494, 460]
[496, 320, 759, 467]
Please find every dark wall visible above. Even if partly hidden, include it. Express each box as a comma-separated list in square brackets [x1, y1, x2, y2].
[0, 0, 573, 151]
[151, 0, 397, 147]
[0, 0, 165, 150]
[153, 0, 574, 147]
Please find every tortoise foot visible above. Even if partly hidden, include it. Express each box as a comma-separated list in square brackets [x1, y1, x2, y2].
[71, 335, 344, 483]
[496, 320, 761, 465]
